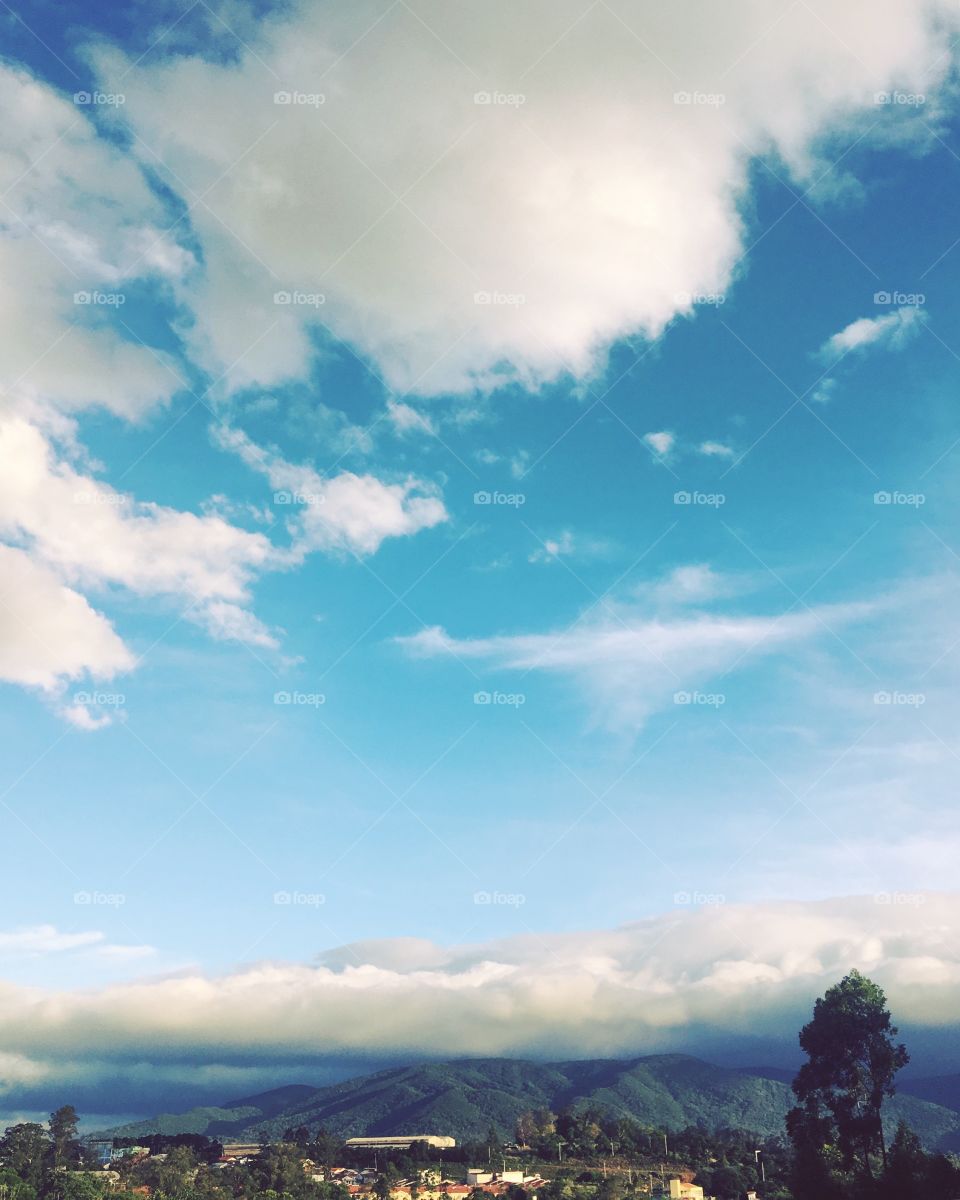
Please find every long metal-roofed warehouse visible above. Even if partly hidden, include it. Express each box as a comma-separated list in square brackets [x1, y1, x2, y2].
[344, 1136, 456, 1149]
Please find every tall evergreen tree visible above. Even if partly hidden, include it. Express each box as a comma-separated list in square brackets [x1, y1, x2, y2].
[788, 970, 908, 1191]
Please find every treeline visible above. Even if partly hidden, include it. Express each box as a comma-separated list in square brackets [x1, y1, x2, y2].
[112, 1137, 224, 1163]
[1, 1106, 93, 1200]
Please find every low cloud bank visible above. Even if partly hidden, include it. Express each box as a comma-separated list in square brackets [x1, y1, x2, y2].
[2, 893, 959, 1113]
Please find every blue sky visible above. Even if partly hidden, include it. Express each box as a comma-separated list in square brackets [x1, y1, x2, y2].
[3, 0, 960, 1119]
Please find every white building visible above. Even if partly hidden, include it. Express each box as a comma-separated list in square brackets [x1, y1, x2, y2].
[669, 1181, 704, 1200]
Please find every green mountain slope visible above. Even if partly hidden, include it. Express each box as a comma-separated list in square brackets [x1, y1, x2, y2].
[99, 1057, 960, 1152]
[103, 1085, 319, 1139]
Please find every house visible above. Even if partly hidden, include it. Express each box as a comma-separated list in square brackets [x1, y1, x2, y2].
[668, 1182, 704, 1200]
[465, 1170, 531, 1189]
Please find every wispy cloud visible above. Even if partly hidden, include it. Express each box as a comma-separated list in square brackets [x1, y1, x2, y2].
[819, 306, 925, 361]
[399, 567, 878, 729]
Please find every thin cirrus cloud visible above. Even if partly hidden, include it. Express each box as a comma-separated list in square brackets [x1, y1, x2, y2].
[0, 925, 154, 962]
[90, 0, 960, 396]
[1, 894, 959, 1095]
[398, 576, 878, 729]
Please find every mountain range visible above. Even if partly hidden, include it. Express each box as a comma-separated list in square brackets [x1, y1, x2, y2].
[97, 1055, 960, 1153]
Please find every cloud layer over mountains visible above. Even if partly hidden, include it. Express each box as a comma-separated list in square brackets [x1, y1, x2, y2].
[2, 893, 959, 1111]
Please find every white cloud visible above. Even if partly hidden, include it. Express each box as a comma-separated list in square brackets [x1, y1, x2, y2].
[0, 60, 449, 721]
[218, 425, 448, 556]
[0, 415, 281, 686]
[387, 401, 436, 438]
[643, 431, 676, 458]
[0, 925, 153, 961]
[820, 305, 925, 360]
[0, 545, 133, 702]
[0, 896, 959, 1070]
[91, 0, 960, 396]
[0, 413, 446, 720]
[509, 451, 530, 480]
[0, 417, 277, 604]
[643, 564, 737, 606]
[809, 378, 839, 405]
[0, 65, 291, 720]
[697, 440, 735, 458]
[0, 63, 189, 421]
[528, 531, 576, 564]
[528, 531, 614, 565]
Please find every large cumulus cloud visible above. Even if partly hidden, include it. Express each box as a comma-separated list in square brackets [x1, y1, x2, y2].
[93, 0, 960, 394]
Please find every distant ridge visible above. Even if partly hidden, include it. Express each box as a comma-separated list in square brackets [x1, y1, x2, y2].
[97, 1055, 960, 1152]
[100, 1085, 319, 1139]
